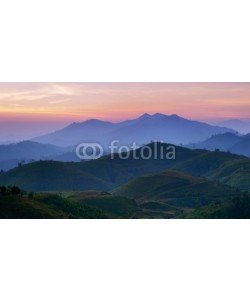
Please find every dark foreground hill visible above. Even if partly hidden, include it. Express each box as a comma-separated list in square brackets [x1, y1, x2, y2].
[0, 142, 249, 192]
[0, 183, 247, 219]
[0, 186, 177, 219]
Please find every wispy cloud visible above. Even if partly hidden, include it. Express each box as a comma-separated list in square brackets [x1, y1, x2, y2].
[48, 99, 70, 104]
[11, 103, 25, 107]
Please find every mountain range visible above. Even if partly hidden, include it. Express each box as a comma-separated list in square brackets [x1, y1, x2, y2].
[33, 113, 236, 147]
[1, 114, 249, 174]
[1, 113, 249, 219]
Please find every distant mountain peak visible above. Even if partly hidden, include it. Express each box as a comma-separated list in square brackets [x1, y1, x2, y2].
[85, 119, 106, 124]
[152, 113, 167, 118]
[138, 113, 151, 119]
[169, 114, 181, 119]
[152, 113, 182, 119]
[152, 113, 164, 117]
[66, 118, 113, 129]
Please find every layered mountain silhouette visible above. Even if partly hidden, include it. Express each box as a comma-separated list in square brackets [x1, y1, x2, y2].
[0, 142, 249, 192]
[189, 132, 250, 157]
[0, 114, 240, 172]
[33, 113, 236, 147]
[1, 112, 249, 219]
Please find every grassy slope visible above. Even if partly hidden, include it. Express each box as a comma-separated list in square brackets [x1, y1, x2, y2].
[0, 161, 114, 191]
[68, 190, 182, 219]
[171, 151, 250, 190]
[68, 191, 139, 218]
[113, 170, 239, 208]
[182, 193, 250, 219]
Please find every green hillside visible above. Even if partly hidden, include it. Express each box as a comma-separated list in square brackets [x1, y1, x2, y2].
[68, 191, 139, 218]
[0, 160, 114, 191]
[114, 170, 238, 208]
[182, 193, 250, 219]
[171, 151, 250, 190]
[0, 186, 156, 219]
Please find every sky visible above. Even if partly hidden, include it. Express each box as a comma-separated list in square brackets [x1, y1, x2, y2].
[0, 83, 250, 141]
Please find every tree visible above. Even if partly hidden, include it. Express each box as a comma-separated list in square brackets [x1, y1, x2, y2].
[10, 186, 22, 196]
[28, 192, 34, 199]
[18, 160, 25, 168]
[0, 186, 7, 194]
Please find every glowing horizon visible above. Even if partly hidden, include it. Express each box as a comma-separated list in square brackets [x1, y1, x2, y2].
[0, 83, 250, 124]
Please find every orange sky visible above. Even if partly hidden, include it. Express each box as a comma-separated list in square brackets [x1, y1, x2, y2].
[0, 83, 250, 123]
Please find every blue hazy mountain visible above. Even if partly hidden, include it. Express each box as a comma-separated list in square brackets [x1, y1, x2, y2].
[189, 132, 250, 157]
[0, 159, 21, 171]
[33, 119, 119, 147]
[33, 113, 235, 147]
[229, 134, 250, 157]
[217, 119, 250, 134]
[0, 141, 69, 171]
[0, 141, 66, 161]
